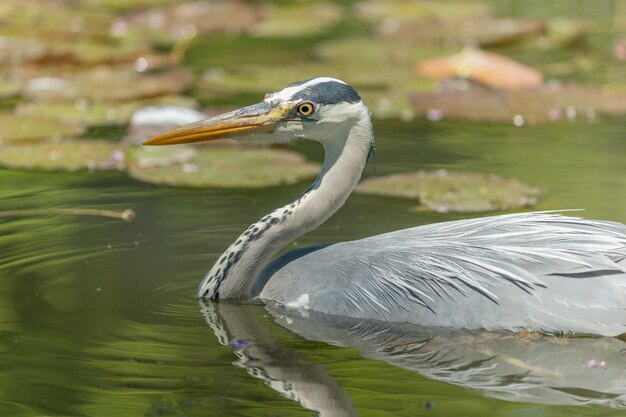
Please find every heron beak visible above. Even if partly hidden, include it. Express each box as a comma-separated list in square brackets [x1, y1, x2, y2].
[142, 102, 292, 146]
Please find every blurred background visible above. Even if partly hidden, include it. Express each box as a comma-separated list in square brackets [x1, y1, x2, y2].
[1, 0, 626, 416]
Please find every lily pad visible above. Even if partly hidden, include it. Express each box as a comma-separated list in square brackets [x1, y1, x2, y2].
[86, 0, 182, 12]
[197, 65, 338, 99]
[127, 147, 320, 188]
[377, 17, 544, 47]
[198, 63, 432, 121]
[0, 6, 173, 66]
[197, 62, 430, 103]
[250, 2, 344, 37]
[354, 0, 492, 23]
[542, 19, 588, 48]
[315, 37, 443, 68]
[0, 33, 154, 66]
[22, 67, 194, 102]
[356, 170, 546, 213]
[47, 39, 153, 65]
[115, 1, 264, 43]
[360, 89, 421, 121]
[0, 114, 85, 143]
[0, 36, 48, 66]
[0, 140, 125, 171]
[415, 49, 543, 90]
[0, 76, 20, 99]
[411, 79, 626, 124]
[16, 96, 198, 127]
[1, 6, 116, 40]
[125, 145, 196, 169]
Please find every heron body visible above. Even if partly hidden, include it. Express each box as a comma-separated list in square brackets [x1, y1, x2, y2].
[145, 77, 626, 336]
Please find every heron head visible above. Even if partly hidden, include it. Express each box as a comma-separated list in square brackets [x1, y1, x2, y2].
[142, 77, 368, 146]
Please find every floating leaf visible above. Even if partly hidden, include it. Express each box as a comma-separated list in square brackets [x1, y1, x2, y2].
[16, 96, 197, 127]
[354, 0, 492, 23]
[127, 147, 319, 188]
[378, 18, 544, 47]
[0, 114, 85, 143]
[14, 101, 136, 127]
[1, 6, 116, 40]
[22, 67, 194, 102]
[197, 62, 430, 102]
[416, 49, 543, 90]
[355, 2, 543, 47]
[198, 63, 431, 121]
[197, 65, 337, 98]
[115, 1, 264, 43]
[0, 140, 124, 171]
[0, 36, 48, 66]
[356, 170, 546, 213]
[411, 79, 626, 124]
[316, 37, 442, 69]
[126, 145, 197, 169]
[0, 53, 180, 98]
[86, 0, 182, 12]
[0, 26, 154, 66]
[0, 16, 162, 84]
[360, 89, 420, 121]
[47, 39, 153, 65]
[0, 76, 20, 99]
[250, 3, 344, 37]
[543, 19, 588, 48]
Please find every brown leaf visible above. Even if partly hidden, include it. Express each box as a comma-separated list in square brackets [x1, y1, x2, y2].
[411, 80, 626, 124]
[416, 49, 543, 91]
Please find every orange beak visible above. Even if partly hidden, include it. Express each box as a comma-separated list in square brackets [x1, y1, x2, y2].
[142, 102, 292, 146]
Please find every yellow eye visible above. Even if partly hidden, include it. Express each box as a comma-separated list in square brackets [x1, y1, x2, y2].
[296, 102, 315, 116]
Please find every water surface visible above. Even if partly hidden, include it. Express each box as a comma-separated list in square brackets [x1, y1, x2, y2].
[2, 116, 626, 416]
[3, 0, 626, 414]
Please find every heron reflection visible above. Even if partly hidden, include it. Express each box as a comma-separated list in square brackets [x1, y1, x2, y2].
[203, 301, 626, 414]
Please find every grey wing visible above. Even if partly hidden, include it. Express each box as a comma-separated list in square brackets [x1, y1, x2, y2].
[260, 212, 626, 336]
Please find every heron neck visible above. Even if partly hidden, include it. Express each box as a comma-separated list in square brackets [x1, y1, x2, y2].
[200, 112, 373, 300]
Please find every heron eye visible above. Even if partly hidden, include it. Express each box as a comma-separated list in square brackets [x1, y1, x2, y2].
[296, 102, 315, 116]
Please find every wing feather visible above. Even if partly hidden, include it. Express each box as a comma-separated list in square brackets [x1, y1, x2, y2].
[261, 212, 626, 335]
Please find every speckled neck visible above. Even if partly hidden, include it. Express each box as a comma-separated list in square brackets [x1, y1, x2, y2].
[198, 107, 373, 300]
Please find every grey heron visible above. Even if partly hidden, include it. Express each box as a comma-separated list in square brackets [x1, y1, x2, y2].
[144, 77, 626, 336]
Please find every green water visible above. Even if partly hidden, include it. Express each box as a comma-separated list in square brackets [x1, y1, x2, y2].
[2, 116, 626, 416]
[3, 0, 626, 415]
